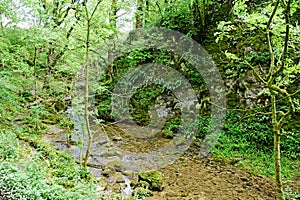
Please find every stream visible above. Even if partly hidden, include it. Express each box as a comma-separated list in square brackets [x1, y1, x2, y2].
[42, 107, 193, 197]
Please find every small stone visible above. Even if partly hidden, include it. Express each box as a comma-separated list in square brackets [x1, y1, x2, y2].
[136, 180, 150, 188]
[130, 178, 139, 187]
[246, 182, 253, 186]
[47, 125, 64, 135]
[97, 177, 108, 190]
[96, 184, 106, 192]
[122, 170, 134, 178]
[165, 190, 177, 197]
[240, 177, 248, 182]
[102, 167, 115, 177]
[116, 177, 125, 183]
[112, 136, 122, 141]
[111, 183, 121, 193]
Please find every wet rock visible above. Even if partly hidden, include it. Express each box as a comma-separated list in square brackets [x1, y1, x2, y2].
[47, 125, 64, 135]
[112, 135, 123, 141]
[130, 178, 139, 187]
[116, 177, 125, 183]
[102, 167, 115, 177]
[111, 183, 121, 193]
[105, 160, 125, 172]
[165, 190, 177, 197]
[97, 177, 108, 190]
[135, 180, 150, 189]
[101, 150, 121, 158]
[122, 170, 134, 178]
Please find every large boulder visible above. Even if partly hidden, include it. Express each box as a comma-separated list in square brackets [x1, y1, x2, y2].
[138, 170, 163, 191]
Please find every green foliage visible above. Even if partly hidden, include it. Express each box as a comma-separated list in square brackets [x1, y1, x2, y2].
[0, 130, 97, 199]
[0, 162, 97, 200]
[281, 129, 300, 160]
[213, 134, 299, 180]
[0, 0, 299, 198]
[0, 131, 18, 160]
[161, 129, 173, 139]
[96, 47, 206, 128]
[212, 110, 300, 179]
[133, 188, 151, 200]
[284, 187, 300, 200]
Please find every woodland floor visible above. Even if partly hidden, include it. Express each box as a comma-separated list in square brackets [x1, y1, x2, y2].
[0, 153, 299, 200]
[1, 124, 298, 200]
[44, 124, 299, 200]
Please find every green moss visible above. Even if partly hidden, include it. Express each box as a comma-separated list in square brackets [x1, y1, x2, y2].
[133, 187, 153, 197]
[138, 170, 163, 191]
[161, 130, 174, 139]
[135, 180, 150, 188]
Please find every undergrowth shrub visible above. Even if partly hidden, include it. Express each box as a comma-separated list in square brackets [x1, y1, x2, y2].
[0, 161, 96, 200]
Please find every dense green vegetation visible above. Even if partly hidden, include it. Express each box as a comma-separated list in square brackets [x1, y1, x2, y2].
[0, 0, 299, 199]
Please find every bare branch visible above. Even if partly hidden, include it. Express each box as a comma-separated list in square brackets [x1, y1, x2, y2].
[240, 112, 272, 121]
[90, 0, 102, 19]
[266, 31, 276, 83]
[266, 0, 280, 31]
[244, 60, 267, 84]
[274, 0, 291, 76]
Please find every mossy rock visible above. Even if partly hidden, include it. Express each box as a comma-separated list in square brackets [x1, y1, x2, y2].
[42, 113, 64, 124]
[133, 187, 153, 197]
[135, 180, 150, 189]
[105, 160, 125, 172]
[161, 130, 174, 139]
[138, 170, 163, 191]
[101, 167, 115, 177]
[111, 183, 121, 193]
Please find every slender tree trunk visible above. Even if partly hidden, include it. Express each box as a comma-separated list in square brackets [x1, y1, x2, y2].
[83, 18, 92, 167]
[107, 0, 117, 78]
[274, 129, 284, 200]
[271, 93, 285, 200]
[83, 0, 92, 168]
[33, 46, 38, 101]
[82, 0, 102, 168]
[43, 46, 54, 89]
[145, 0, 149, 24]
[136, 0, 144, 38]
[0, 12, 4, 33]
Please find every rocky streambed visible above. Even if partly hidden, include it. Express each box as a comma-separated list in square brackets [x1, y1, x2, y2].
[42, 122, 300, 200]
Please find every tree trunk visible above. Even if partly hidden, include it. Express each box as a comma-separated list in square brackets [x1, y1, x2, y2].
[107, 0, 117, 78]
[273, 129, 284, 200]
[271, 93, 285, 200]
[136, 0, 144, 38]
[83, 0, 92, 168]
[83, 16, 92, 167]
[82, 0, 102, 168]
